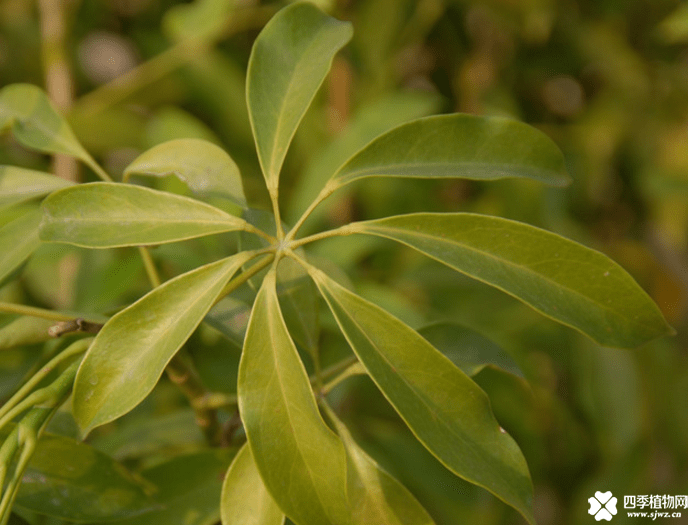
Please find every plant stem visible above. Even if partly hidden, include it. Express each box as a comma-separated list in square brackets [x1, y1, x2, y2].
[138, 247, 162, 288]
[269, 190, 285, 239]
[320, 360, 366, 395]
[214, 253, 275, 306]
[0, 302, 76, 322]
[289, 223, 356, 250]
[286, 180, 342, 243]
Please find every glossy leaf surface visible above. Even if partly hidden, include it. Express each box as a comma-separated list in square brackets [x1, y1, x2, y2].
[331, 114, 570, 188]
[10, 431, 157, 521]
[40, 183, 250, 248]
[0, 166, 74, 209]
[247, 2, 352, 187]
[238, 269, 349, 525]
[221, 444, 285, 525]
[124, 138, 246, 206]
[114, 450, 236, 525]
[73, 252, 253, 434]
[309, 267, 535, 524]
[0, 208, 42, 284]
[328, 411, 436, 525]
[350, 213, 673, 348]
[0, 84, 93, 163]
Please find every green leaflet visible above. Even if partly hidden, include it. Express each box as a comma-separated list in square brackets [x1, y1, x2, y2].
[330, 114, 571, 188]
[123, 138, 246, 206]
[0, 316, 54, 350]
[72, 252, 253, 434]
[237, 268, 349, 525]
[114, 450, 237, 525]
[0, 166, 74, 209]
[7, 430, 158, 521]
[40, 183, 252, 248]
[326, 408, 436, 525]
[0, 84, 94, 165]
[247, 2, 352, 189]
[221, 444, 285, 525]
[308, 266, 535, 525]
[349, 213, 674, 348]
[0, 208, 42, 285]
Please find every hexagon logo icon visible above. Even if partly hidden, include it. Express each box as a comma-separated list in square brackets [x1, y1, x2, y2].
[588, 491, 618, 521]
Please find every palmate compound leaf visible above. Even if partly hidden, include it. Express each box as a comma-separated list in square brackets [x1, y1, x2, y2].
[221, 444, 285, 525]
[347, 213, 674, 348]
[0, 84, 95, 165]
[247, 2, 352, 189]
[72, 251, 254, 434]
[39, 183, 257, 248]
[237, 267, 350, 525]
[307, 264, 536, 525]
[326, 113, 571, 191]
[123, 138, 246, 207]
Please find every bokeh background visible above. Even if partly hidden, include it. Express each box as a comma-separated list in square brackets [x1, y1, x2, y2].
[1, 1, 687, 524]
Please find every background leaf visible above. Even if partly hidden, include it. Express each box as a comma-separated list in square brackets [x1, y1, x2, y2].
[238, 268, 350, 525]
[0, 166, 74, 209]
[111, 449, 237, 525]
[330, 114, 571, 188]
[6, 430, 158, 522]
[350, 213, 674, 348]
[73, 252, 252, 434]
[40, 183, 251, 248]
[124, 138, 246, 206]
[309, 266, 535, 524]
[221, 444, 285, 525]
[0, 208, 42, 285]
[0, 84, 94, 165]
[247, 2, 352, 188]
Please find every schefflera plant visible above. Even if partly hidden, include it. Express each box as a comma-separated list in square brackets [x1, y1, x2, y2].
[0, 2, 673, 524]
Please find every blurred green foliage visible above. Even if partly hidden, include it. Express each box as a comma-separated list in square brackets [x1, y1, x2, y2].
[1, 0, 686, 524]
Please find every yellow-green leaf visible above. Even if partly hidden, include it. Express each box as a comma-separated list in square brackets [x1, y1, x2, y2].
[40, 183, 251, 248]
[73, 252, 253, 434]
[247, 2, 352, 188]
[124, 139, 246, 206]
[309, 266, 535, 524]
[0, 166, 74, 209]
[0, 84, 94, 165]
[0, 208, 42, 284]
[238, 267, 349, 525]
[350, 213, 674, 348]
[221, 444, 285, 525]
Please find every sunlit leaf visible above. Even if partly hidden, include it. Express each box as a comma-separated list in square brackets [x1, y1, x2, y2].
[238, 268, 349, 525]
[327, 409, 436, 525]
[0, 166, 74, 209]
[73, 252, 253, 434]
[221, 444, 285, 525]
[0, 208, 42, 284]
[309, 266, 535, 524]
[349, 213, 674, 348]
[6, 430, 158, 521]
[247, 2, 352, 188]
[114, 450, 237, 525]
[124, 138, 246, 206]
[0, 84, 94, 164]
[418, 322, 523, 378]
[40, 183, 252, 248]
[329, 114, 570, 189]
